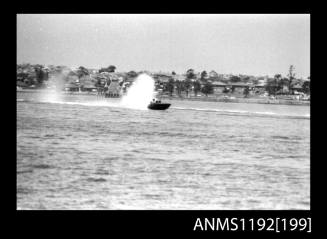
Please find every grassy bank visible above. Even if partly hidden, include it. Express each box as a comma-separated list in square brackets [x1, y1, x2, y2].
[17, 89, 99, 95]
[159, 95, 310, 106]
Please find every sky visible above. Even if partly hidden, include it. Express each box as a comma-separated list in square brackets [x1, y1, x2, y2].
[17, 14, 310, 78]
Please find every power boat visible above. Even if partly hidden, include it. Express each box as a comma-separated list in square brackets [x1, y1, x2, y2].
[148, 99, 171, 110]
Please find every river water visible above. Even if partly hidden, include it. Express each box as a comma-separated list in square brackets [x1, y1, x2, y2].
[17, 91, 310, 209]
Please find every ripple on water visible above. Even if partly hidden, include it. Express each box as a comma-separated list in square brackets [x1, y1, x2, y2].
[104, 156, 120, 161]
[17, 169, 34, 174]
[32, 164, 54, 169]
[271, 135, 302, 141]
[95, 169, 110, 175]
[86, 177, 107, 182]
[17, 187, 34, 195]
[17, 95, 310, 209]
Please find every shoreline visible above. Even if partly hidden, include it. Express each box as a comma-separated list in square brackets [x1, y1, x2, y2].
[17, 89, 310, 106]
[160, 95, 310, 106]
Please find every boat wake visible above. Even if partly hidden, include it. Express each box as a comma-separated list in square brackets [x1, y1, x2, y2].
[18, 98, 310, 119]
[18, 98, 128, 109]
[17, 97, 150, 110]
[171, 106, 310, 119]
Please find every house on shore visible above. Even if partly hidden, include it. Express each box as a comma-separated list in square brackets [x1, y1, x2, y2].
[252, 80, 266, 94]
[64, 83, 79, 92]
[228, 82, 252, 93]
[172, 74, 185, 82]
[153, 73, 174, 90]
[83, 83, 97, 92]
[124, 75, 137, 85]
[211, 81, 227, 93]
[17, 81, 28, 89]
[291, 82, 304, 94]
[153, 73, 173, 84]
[105, 79, 121, 98]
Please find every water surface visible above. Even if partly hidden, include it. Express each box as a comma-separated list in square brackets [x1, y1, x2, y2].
[17, 92, 310, 209]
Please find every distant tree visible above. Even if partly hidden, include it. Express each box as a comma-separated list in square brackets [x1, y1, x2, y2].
[287, 65, 295, 94]
[252, 78, 259, 85]
[302, 81, 310, 94]
[17, 72, 29, 82]
[127, 71, 138, 78]
[265, 78, 279, 96]
[201, 81, 214, 96]
[172, 71, 176, 75]
[200, 71, 208, 82]
[230, 75, 241, 83]
[99, 65, 116, 73]
[278, 77, 289, 94]
[34, 64, 43, 69]
[165, 78, 175, 96]
[108, 65, 116, 72]
[44, 69, 49, 82]
[186, 69, 196, 80]
[274, 74, 282, 81]
[34, 65, 48, 87]
[193, 80, 201, 96]
[77, 66, 89, 79]
[274, 74, 282, 95]
[242, 76, 250, 83]
[184, 78, 192, 97]
[25, 76, 34, 86]
[243, 86, 250, 98]
[209, 70, 218, 80]
[175, 80, 184, 96]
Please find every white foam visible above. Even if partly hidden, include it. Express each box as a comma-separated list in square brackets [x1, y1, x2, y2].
[45, 100, 120, 108]
[171, 106, 309, 118]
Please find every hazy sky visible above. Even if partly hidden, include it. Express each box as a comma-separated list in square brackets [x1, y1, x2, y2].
[17, 14, 310, 78]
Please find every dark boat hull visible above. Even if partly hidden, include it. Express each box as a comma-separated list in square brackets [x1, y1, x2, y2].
[148, 103, 171, 110]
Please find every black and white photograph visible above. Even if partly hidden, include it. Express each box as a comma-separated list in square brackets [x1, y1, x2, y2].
[17, 14, 310, 210]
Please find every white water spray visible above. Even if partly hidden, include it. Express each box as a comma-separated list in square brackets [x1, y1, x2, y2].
[35, 72, 156, 110]
[120, 73, 155, 110]
[38, 72, 66, 103]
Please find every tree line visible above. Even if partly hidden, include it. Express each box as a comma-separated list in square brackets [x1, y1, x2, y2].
[265, 65, 310, 95]
[17, 64, 310, 96]
[17, 64, 118, 88]
[164, 69, 214, 97]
